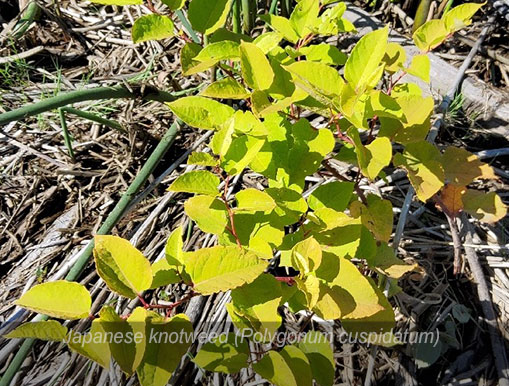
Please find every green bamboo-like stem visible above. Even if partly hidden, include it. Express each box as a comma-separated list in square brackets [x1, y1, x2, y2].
[241, 0, 255, 34]
[281, 0, 291, 17]
[0, 121, 180, 386]
[269, 0, 279, 14]
[412, 0, 432, 32]
[175, 9, 200, 43]
[58, 108, 75, 160]
[13, 2, 41, 39]
[233, 0, 242, 33]
[61, 106, 126, 134]
[0, 85, 175, 126]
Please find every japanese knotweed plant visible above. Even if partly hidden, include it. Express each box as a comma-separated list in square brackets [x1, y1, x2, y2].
[6, 1, 506, 386]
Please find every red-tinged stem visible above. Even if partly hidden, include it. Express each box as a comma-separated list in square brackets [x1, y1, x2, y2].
[146, 0, 159, 14]
[387, 71, 407, 95]
[274, 276, 295, 286]
[137, 294, 151, 309]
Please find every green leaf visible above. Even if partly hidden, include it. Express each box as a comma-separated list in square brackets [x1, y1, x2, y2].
[352, 194, 394, 242]
[187, 152, 218, 167]
[443, 2, 484, 33]
[99, 306, 146, 375]
[382, 42, 406, 73]
[259, 14, 300, 43]
[184, 195, 228, 234]
[194, 333, 249, 373]
[367, 90, 404, 119]
[266, 187, 308, 225]
[393, 141, 444, 201]
[299, 43, 347, 65]
[344, 26, 389, 92]
[369, 243, 417, 279]
[132, 15, 175, 43]
[222, 134, 266, 175]
[150, 259, 181, 289]
[236, 188, 276, 212]
[230, 110, 267, 137]
[240, 42, 275, 90]
[168, 170, 220, 196]
[229, 274, 283, 335]
[406, 54, 430, 82]
[194, 40, 240, 63]
[201, 77, 250, 99]
[90, 0, 141, 5]
[414, 339, 442, 368]
[14, 281, 91, 320]
[161, 0, 185, 10]
[165, 226, 185, 267]
[291, 237, 322, 274]
[183, 245, 267, 295]
[4, 321, 67, 341]
[253, 351, 299, 386]
[67, 319, 111, 369]
[253, 32, 283, 54]
[181, 42, 203, 75]
[167, 96, 234, 130]
[349, 128, 392, 180]
[412, 19, 448, 52]
[279, 346, 313, 386]
[308, 181, 354, 212]
[290, 0, 320, 37]
[94, 235, 152, 298]
[137, 313, 193, 386]
[462, 189, 507, 224]
[298, 331, 335, 386]
[188, 0, 233, 35]
[285, 61, 344, 105]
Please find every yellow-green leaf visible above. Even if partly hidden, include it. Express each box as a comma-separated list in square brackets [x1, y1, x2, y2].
[291, 237, 322, 274]
[299, 43, 347, 65]
[349, 128, 392, 180]
[132, 15, 175, 43]
[259, 14, 300, 43]
[168, 170, 220, 196]
[4, 321, 67, 341]
[344, 26, 389, 92]
[184, 195, 228, 234]
[253, 32, 283, 54]
[279, 345, 313, 386]
[99, 306, 146, 375]
[193, 333, 249, 373]
[162, 0, 185, 10]
[187, 152, 217, 167]
[382, 42, 407, 73]
[201, 77, 250, 99]
[393, 141, 444, 201]
[165, 226, 185, 267]
[14, 281, 91, 320]
[167, 96, 234, 130]
[298, 331, 335, 386]
[240, 42, 275, 90]
[406, 54, 430, 82]
[137, 314, 193, 386]
[412, 19, 448, 52]
[236, 188, 276, 212]
[352, 194, 394, 242]
[183, 245, 267, 295]
[188, 0, 233, 35]
[253, 351, 299, 386]
[67, 320, 111, 369]
[290, 0, 320, 37]
[443, 2, 484, 33]
[94, 235, 152, 298]
[150, 259, 181, 289]
[370, 243, 418, 279]
[308, 181, 354, 212]
[222, 134, 266, 175]
[442, 147, 497, 186]
[462, 189, 507, 224]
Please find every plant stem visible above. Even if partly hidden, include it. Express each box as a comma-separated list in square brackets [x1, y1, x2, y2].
[241, 0, 255, 34]
[58, 108, 75, 161]
[12, 2, 41, 39]
[61, 106, 126, 134]
[174, 9, 200, 43]
[269, 0, 279, 14]
[232, 0, 242, 33]
[0, 85, 176, 126]
[0, 121, 180, 386]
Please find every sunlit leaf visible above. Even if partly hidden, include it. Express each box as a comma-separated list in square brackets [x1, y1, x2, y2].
[443, 2, 484, 33]
[184, 195, 228, 234]
[201, 77, 250, 99]
[442, 147, 497, 186]
[5, 321, 67, 341]
[235, 188, 276, 212]
[194, 333, 249, 373]
[168, 170, 220, 196]
[462, 189, 507, 224]
[188, 0, 233, 35]
[240, 42, 275, 90]
[132, 15, 175, 43]
[298, 331, 335, 386]
[14, 281, 91, 320]
[167, 96, 234, 130]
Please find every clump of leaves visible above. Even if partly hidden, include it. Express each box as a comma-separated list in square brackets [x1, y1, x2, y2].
[6, 2, 505, 386]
